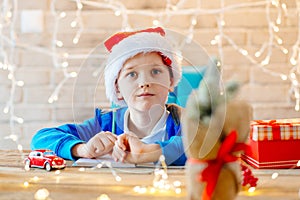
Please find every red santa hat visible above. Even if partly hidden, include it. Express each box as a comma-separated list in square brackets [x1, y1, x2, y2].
[104, 27, 182, 106]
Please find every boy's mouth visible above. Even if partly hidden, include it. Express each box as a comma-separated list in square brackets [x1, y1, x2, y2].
[137, 92, 154, 97]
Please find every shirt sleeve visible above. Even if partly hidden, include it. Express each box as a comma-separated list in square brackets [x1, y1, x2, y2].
[156, 136, 187, 166]
[31, 109, 103, 160]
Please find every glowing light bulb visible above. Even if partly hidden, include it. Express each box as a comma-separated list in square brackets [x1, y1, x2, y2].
[77, 2, 83, 10]
[115, 176, 122, 182]
[69, 72, 77, 78]
[48, 98, 54, 104]
[56, 40, 63, 47]
[271, 172, 279, 179]
[248, 187, 256, 193]
[17, 144, 23, 151]
[78, 167, 85, 172]
[55, 170, 61, 175]
[8, 134, 18, 141]
[210, 39, 217, 45]
[255, 51, 261, 57]
[60, 12, 66, 18]
[97, 194, 111, 200]
[240, 49, 248, 56]
[297, 160, 300, 167]
[280, 74, 287, 80]
[17, 81, 24, 87]
[221, 20, 225, 26]
[261, 56, 270, 66]
[3, 106, 9, 114]
[63, 53, 69, 58]
[191, 18, 197, 25]
[290, 73, 296, 79]
[295, 103, 300, 111]
[61, 61, 69, 68]
[283, 48, 288, 54]
[271, 0, 279, 7]
[8, 73, 13, 80]
[23, 181, 29, 187]
[71, 20, 77, 28]
[34, 188, 49, 200]
[32, 176, 39, 182]
[152, 20, 160, 26]
[276, 37, 282, 44]
[292, 80, 298, 86]
[6, 11, 12, 18]
[50, 95, 58, 102]
[290, 57, 297, 65]
[73, 37, 79, 44]
[173, 181, 181, 187]
[175, 188, 181, 194]
[17, 117, 24, 124]
[276, 17, 281, 25]
[114, 10, 121, 16]
[273, 25, 279, 32]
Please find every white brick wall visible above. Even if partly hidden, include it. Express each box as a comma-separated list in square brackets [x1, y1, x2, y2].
[1, 0, 300, 149]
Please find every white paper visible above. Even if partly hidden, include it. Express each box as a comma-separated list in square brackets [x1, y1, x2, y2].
[73, 155, 153, 168]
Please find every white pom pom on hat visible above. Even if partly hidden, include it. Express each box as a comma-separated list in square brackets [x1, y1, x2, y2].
[104, 27, 182, 106]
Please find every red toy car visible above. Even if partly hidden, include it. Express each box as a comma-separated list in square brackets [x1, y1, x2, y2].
[24, 149, 66, 171]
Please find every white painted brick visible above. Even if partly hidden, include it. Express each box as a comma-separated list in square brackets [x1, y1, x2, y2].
[0, 86, 23, 103]
[238, 83, 290, 103]
[252, 103, 300, 120]
[18, 33, 51, 47]
[18, 0, 48, 10]
[222, 65, 250, 84]
[86, 85, 110, 105]
[224, 9, 277, 28]
[0, 70, 11, 85]
[23, 86, 53, 104]
[57, 86, 87, 103]
[14, 105, 52, 122]
[54, 106, 94, 122]
[15, 67, 50, 86]
[250, 65, 290, 84]
[20, 51, 53, 67]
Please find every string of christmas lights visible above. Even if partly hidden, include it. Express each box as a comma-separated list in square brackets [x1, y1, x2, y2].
[0, 0, 25, 157]
[1, 1, 300, 197]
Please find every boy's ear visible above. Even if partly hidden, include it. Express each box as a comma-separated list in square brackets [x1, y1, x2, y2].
[115, 81, 124, 100]
[169, 78, 175, 92]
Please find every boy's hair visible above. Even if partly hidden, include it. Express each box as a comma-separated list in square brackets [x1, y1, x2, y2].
[104, 27, 182, 106]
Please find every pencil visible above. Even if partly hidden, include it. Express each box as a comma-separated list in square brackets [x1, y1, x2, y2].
[112, 108, 116, 134]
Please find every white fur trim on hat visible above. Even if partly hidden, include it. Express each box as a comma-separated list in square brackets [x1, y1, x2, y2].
[104, 31, 182, 106]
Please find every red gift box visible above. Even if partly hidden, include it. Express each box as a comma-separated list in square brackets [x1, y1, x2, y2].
[242, 119, 300, 169]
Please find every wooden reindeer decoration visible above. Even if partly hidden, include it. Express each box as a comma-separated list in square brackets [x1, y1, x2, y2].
[182, 58, 252, 200]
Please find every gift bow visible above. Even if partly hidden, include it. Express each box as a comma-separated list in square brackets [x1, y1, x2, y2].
[253, 120, 292, 126]
[188, 130, 250, 200]
[252, 120, 292, 140]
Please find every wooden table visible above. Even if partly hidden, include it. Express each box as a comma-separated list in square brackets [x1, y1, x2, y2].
[0, 150, 299, 200]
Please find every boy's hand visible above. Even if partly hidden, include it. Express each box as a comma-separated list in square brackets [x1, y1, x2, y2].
[112, 132, 142, 163]
[72, 131, 117, 158]
[112, 132, 162, 164]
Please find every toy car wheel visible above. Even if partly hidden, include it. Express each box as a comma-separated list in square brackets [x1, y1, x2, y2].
[25, 159, 31, 167]
[45, 162, 51, 171]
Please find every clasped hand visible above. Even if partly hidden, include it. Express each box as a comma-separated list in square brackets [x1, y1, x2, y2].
[72, 131, 161, 164]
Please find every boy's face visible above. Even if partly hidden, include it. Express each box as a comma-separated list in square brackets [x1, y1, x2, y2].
[116, 52, 174, 111]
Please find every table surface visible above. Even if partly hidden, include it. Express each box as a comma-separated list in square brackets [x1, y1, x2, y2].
[0, 150, 299, 200]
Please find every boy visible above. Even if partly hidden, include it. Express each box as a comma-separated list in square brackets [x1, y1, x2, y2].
[31, 27, 186, 166]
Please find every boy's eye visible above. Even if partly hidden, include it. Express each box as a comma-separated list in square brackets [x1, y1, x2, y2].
[126, 71, 137, 78]
[152, 69, 162, 75]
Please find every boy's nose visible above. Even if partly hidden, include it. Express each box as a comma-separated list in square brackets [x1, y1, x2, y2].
[139, 83, 150, 88]
[138, 73, 151, 88]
